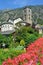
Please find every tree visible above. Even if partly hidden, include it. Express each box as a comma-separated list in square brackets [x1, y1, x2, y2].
[14, 26, 39, 47]
[37, 18, 43, 25]
[20, 39, 25, 46]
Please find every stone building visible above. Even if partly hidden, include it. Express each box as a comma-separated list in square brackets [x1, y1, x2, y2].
[35, 24, 43, 34]
[0, 22, 14, 35]
[13, 18, 23, 27]
[23, 7, 32, 26]
[1, 22, 14, 32]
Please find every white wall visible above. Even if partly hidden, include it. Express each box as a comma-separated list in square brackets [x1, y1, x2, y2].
[1, 24, 14, 32]
[13, 18, 23, 27]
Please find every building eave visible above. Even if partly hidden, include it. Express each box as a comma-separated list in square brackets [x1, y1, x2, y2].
[0, 30, 15, 35]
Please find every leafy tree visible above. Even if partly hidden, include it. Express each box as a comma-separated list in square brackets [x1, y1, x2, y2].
[0, 34, 14, 48]
[14, 26, 39, 47]
[20, 39, 25, 46]
[0, 34, 8, 43]
[37, 18, 43, 25]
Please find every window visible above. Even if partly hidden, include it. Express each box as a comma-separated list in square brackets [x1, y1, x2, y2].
[25, 15, 26, 20]
[29, 10, 30, 12]
[29, 17, 30, 20]
[29, 14, 30, 16]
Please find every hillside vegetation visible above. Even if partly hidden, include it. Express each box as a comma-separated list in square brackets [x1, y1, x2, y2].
[0, 5, 43, 24]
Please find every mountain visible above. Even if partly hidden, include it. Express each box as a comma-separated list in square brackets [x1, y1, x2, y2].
[0, 5, 43, 24]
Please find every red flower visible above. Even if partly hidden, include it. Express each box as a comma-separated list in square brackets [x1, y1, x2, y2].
[2, 37, 43, 65]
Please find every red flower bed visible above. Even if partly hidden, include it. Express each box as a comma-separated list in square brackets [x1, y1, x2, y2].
[2, 38, 43, 65]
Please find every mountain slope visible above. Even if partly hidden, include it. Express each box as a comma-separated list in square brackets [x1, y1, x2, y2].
[0, 5, 43, 24]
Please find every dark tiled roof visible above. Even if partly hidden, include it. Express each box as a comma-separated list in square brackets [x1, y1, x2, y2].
[1, 22, 13, 25]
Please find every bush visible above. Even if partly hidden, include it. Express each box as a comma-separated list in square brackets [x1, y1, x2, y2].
[24, 34, 38, 47]
[14, 26, 40, 48]
[2, 38, 43, 65]
[0, 47, 26, 65]
[20, 39, 25, 46]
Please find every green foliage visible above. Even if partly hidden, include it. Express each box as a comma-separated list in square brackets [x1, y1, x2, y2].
[9, 42, 15, 48]
[22, 34, 38, 47]
[0, 34, 7, 43]
[25, 34, 37, 44]
[0, 34, 15, 48]
[15, 45, 24, 51]
[20, 39, 25, 46]
[15, 26, 35, 42]
[37, 18, 43, 25]
[14, 26, 40, 47]
[0, 5, 43, 25]
[12, 42, 19, 48]
[0, 48, 25, 65]
[0, 26, 41, 64]
[0, 26, 41, 48]
[37, 62, 41, 65]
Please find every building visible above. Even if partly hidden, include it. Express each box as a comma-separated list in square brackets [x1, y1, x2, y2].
[13, 18, 23, 27]
[0, 22, 1, 32]
[23, 7, 32, 26]
[35, 24, 43, 34]
[1, 22, 15, 35]
[8, 19, 13, 24]
[0, 18, 23, 35]
[1, 22, 14, 32]
[39, 28, 42, 34]
[19, 22, 31, 26]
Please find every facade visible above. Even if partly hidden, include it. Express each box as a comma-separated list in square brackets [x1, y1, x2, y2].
[35, 24, 43, 34]
[13, 18, 23, 27]
[0, 18, 23, 34]
[39, 28, 42, 34]
[23, 7, 32, 25]
[1, 22, 14, 32]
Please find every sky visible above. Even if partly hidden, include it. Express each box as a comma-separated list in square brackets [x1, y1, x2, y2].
[0, 0, 43, 10]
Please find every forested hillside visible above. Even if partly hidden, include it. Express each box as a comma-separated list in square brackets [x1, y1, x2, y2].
[0, 5, 43, 24]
